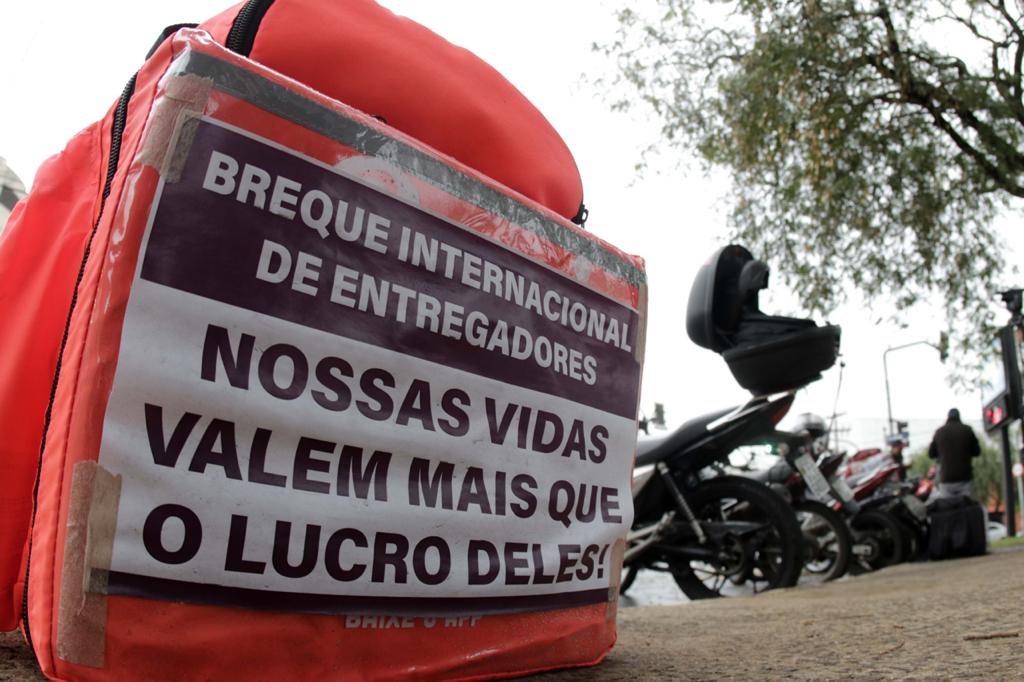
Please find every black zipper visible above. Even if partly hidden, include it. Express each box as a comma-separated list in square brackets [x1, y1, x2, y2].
[21, 73, 137, 655]
[225, 0, 276, 56]
[21, 3, 271, 652]
[571, 201, 589, 228]
[146, 23, 199, 60]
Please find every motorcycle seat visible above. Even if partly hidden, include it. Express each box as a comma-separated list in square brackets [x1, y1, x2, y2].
[634, 406, 734, 467]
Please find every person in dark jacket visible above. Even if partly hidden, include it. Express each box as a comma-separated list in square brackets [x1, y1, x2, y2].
[928, 408, 981, 498]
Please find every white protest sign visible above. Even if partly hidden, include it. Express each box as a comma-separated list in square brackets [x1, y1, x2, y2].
[96, 117, 642, 614]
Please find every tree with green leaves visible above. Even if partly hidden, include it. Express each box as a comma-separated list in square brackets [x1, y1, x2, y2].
[598, 0, 1024, 376]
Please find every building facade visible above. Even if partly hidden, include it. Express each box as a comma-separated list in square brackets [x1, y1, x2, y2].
[0, 157, 27, 236]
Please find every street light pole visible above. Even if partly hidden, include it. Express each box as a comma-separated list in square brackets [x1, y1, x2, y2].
[883, 340, 944, 438]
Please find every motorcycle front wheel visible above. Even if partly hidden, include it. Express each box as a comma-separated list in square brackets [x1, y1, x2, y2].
[668, 475, 804, 600]
[794, 499, 852, 583]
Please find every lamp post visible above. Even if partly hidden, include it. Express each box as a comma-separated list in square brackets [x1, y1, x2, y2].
[883, 336, 948, 438]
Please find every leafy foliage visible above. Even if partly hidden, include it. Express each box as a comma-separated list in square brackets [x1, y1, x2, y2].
[909, 447, 933, 478]
[598, 0, 1024, 378]
[973, 437, 1008, 508]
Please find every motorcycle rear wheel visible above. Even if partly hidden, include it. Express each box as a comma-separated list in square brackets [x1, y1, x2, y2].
[850, 508, 906, 572]
[794, 500, 851, 583]
[669, 476, 804, 600]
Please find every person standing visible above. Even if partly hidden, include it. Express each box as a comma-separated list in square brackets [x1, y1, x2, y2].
[887, 436, 908, 481]
[928, 408, 981, 498]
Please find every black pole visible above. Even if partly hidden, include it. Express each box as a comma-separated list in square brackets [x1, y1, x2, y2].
[1018, 443, 1024, 537]
[1001, 425, 1017, 536]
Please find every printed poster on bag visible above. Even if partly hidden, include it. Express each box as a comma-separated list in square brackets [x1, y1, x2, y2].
[95, 115, 642, 615]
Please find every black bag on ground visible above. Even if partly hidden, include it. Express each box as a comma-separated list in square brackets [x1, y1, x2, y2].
[927, 495, 986, 560]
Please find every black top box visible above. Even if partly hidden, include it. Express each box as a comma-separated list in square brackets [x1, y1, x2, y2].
[686, 245, 840, 395]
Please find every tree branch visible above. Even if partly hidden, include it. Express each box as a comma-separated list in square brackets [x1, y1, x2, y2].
[874, 2, 1024, 196]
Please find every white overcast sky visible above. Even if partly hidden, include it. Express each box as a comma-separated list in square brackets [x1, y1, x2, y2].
[0, 0, 1004, 448]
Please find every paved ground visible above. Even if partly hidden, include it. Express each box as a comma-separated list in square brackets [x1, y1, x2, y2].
[546, 547, 1024, 681]
[3, 548, 1022, 680]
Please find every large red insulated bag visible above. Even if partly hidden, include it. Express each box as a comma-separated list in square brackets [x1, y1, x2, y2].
[0, 2, 647, 680]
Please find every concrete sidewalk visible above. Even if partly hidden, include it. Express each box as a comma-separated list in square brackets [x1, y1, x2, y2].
[545, 547, 1024, 681]
[4, 549, 1022, 680]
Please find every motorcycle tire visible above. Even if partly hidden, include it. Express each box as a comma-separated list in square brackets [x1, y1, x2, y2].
[793, 500, 852, 583]
[619, 565, 639, 595]
[850, 508, 906, 572]
[894, 517, 924, 561]
[669, 475, 804, 600]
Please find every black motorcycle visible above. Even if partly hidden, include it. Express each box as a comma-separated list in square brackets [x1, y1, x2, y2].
[621, 244, 841, 599]
[844, 464, 928, 570]
[744, 424, 856, 584]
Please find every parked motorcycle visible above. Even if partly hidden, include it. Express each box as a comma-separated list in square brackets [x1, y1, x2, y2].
[843, 464, 909, 565]
[621, 245, 841, 599]
[745, 418, 855, 583]
[808, 448, 918, 571]
[846, 462, 928, 565]
[755, 423, 913, 574]
[622, 395, 806, 598]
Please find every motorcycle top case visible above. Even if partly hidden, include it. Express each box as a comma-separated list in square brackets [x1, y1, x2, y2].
[0, 5, 647, 680]
[685, 245, 839, 395]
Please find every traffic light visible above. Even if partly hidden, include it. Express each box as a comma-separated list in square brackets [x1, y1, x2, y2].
[937, 331, 949, 363]
[1000, 289, 1023, 318]
[652, 402, 666, 429]
[983, 394, 1011, 432]
[896, 420, 909, 444]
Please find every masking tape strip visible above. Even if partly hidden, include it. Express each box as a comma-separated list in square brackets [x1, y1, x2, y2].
[137, 73, 212, 182]
[56, 461, 122, 668]
[84, 465, 121, 594]
[635, 285, 649, 366]
[605, 539, 625, 623]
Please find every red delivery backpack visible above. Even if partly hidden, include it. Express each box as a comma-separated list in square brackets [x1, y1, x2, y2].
[0, 1, 647, 679]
